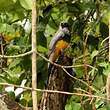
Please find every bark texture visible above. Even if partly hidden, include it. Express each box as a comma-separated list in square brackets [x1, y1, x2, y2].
[39, 56, 73, 110]
[0, 93, 32, 110]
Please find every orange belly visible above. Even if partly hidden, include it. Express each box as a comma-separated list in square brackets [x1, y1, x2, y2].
[49, 40, 69, 62]
[52, 40, 69, 61]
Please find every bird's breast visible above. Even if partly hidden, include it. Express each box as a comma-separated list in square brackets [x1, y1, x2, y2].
[55, 40, 69, 53]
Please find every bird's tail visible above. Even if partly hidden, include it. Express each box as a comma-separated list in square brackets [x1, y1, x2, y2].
[45, 63, 54, 87]
[48, 63, 53, 76]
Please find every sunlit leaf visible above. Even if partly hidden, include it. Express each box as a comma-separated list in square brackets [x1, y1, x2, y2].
[98, 62, 109, 68]
[103, 64, 110, 76]
[19, 0, 32, 10]
[0, 0, 15, 11]
[65, 102, 81, 110]
[38, 45, 47, 53]
[12, 0, 17, 3]
[91, 50, 99, 60]
[9, 59, 21, 69]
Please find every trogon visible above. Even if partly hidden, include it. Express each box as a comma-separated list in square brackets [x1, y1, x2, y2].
[48, 22, 71, 74]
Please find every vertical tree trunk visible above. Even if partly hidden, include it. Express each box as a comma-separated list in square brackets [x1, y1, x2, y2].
[39, 56, 73, 110]
[106, 19, 110, 110]
[32, 0, 37, 110]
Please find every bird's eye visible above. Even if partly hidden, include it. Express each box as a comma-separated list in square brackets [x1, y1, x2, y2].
[61, 22, 69, 28]
[61, 23, 64, 27]
[64, 23, 69, 27]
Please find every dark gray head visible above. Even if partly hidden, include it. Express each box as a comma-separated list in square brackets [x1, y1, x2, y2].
[60, 22, 69, 28]
[60, 22, 70, 35]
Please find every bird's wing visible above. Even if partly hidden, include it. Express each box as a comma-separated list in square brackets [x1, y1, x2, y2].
[49, 30, 64, 50]
[48, 30, 64, 56]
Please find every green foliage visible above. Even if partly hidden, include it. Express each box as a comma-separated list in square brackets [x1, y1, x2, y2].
[19, 0, 32, 10]
[0, 0, 110, 109]
[0, 0, 16, 11]
[91, 50, 99, 60]
[65, 102, 82, 110]
[65, 96, 82, 110]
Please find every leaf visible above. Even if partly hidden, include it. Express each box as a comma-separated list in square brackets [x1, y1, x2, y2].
[65, 102, 81, 110]
[11, 66, 22, 75]
[19, 0, 32, 10]
[38, 45, 47, 53]
[98, 62, 110, 76]
[98, 62, 109, 68]
[93, 75, 104, 88]
[0, 0, 15, 11]
[45, 24, 56, 37]
[9, 59, 21, 69]
[43, 4, 52, 17]
[103, 64, 110, 76]
[0, 23, 13, 33]
[7, 91, 15, 100]
[23, 91, 31, 102]
[75, 66, 84, 78]
[6, 45, 21, 55]
[100, 22, 109, 38]
[8, 1, 25, 21]
[101, 10, 110, 24]
[95, 99, 105, 109]
[88, 67, 96, 76]
[18, 72, 26, 84]
[37, 31, 47, 48]
[87, 35, 99, 50]
[91, 50, 99, 60]
[67, 2, 82, 15]
[106, 104, 110, 110]
[20, 99, 27, 106]
[12, 0, 17, 3]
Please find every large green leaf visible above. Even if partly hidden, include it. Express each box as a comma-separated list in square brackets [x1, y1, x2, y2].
[8, 58, 21, 69]
[65, 102, 81, 110]
[100, 22, 109, 38]
[6, 1, 25, 22]
[0, 0, 15, 11]
[37, 31, 47, 48]
[19, 0, 32, 10]
[91, 50, 99, 60]
[103, 64, 110, 76]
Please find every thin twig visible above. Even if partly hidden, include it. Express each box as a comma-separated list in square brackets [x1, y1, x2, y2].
[0, 51, 96, 70]
[101, 36, 109, 46]
[74, 53, 89, 61]
[0, 51, 32, 58]
[74, 88, 90, 94]
[0, 82, 107, 101]
[0, 50, 97, 92]
[63, 64, 98, 71]
[37, 51, 97, 91]
[62, 67, 97, 92]
[37, 52, 96, 69]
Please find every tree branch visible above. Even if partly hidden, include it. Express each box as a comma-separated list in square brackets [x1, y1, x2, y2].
[0, 51, 33, 58]
[0, 50, 97, 92]
[0, 82, 107, 101]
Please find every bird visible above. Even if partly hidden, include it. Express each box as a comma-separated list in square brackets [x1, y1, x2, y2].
[48, 22, 71, 74]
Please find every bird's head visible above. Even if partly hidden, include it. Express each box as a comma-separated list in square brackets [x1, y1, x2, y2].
[61, 22, 69, 28]
[60, 22, 70, 35]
